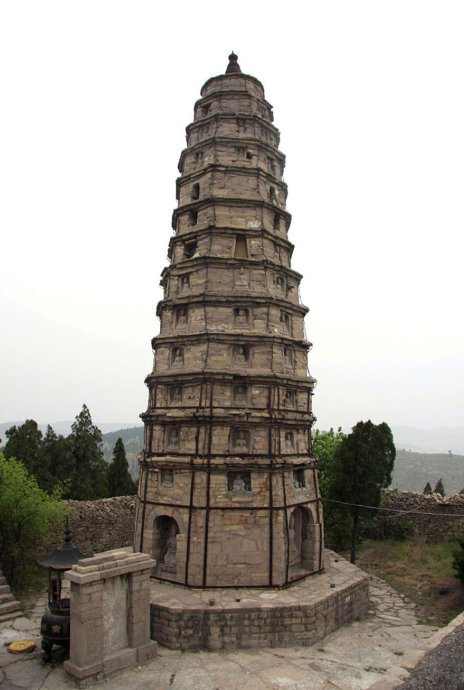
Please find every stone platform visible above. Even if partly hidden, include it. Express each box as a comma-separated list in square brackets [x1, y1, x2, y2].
[150, 550, 369, 650]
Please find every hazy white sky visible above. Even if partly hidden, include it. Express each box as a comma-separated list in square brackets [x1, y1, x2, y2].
[1, 1, 463, 430]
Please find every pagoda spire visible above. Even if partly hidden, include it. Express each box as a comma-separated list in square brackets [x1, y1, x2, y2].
[225, 51, 241, 74]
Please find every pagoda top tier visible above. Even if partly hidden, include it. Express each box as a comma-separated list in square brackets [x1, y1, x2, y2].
[201, 53, 266, 100]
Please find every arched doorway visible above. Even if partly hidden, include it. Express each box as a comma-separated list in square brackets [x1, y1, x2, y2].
[152, 516, 179, 578]
[288, 507, 315, 577]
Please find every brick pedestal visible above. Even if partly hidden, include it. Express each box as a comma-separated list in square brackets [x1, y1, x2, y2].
[64, 549, 157, 684]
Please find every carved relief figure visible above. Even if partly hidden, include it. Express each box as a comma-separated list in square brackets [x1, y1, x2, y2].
[172, 347, 184, 367]
[234, 307, 249, 327]
[232, 429, 250, 453]
[233, 345, 249, 364]
[233, 384, 247, 405]
[285, 431, 295, 452]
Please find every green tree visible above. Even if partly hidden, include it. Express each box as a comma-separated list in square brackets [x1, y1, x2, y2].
[0, 453, 66, 587]
[42, 425, 74, 496]
[67, 404, 107, 500]
[329, 421, 396, 564]
[423, 482, 433, 495]
[3, 419, 55, 492]
[434, 478, 445, 497]
[453, 534, 464, 583]
[107, 438, 137, 496]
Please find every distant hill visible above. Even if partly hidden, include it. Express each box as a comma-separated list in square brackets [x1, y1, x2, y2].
[390, 449, 464, 496]
[102, 427, 144, 480]
[0, 420, 141, 440]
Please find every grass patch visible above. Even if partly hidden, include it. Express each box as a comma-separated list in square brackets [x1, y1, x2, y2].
[350, 539, 464, 627]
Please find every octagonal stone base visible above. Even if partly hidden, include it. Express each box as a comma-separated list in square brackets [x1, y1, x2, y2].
[150, 550, 369, 650]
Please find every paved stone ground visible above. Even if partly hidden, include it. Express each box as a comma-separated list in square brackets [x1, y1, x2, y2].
[0, 575, 444, 689]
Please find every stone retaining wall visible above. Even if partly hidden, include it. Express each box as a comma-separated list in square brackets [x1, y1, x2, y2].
[149, 552, 370, 650]
[380, 491, 464, 543]
[43, 496, 136, 558]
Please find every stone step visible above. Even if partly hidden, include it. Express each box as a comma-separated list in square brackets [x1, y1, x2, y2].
[0, 576, 7, 585]
[0, 599, 22, 616]
[0, 584, 11, 595]
[0, 610, 22, 624]
[0, 592, 15, 604]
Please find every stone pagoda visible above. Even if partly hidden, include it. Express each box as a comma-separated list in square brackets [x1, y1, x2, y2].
[134, 53, 324, 588]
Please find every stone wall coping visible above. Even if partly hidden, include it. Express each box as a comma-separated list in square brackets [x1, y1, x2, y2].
[65, 551, 155, 584]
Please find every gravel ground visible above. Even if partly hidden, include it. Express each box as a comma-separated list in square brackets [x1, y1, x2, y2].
[398, 622, 464, 689]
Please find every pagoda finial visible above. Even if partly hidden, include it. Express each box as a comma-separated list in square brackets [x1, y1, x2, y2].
[226, 52, 241, 74]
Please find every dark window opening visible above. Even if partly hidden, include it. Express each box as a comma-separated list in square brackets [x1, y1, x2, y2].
[201, 103, 210, 116]
[269, 186, 276, 202]
[293, 469, 306, 489]
[284, 346, 294, 370]
[184, 240, 197, 258]
[273, 213, 280, 231]
[275, 276, 285, 296]
[280, 311, 290, 332]
[227, 471, 251, 492]
[188, 210, 198, 226]
[191, 183, 200, 200]
[234, 237, 248, 258]
[194, 151, 204, 166]
[246, 151, 253, 160]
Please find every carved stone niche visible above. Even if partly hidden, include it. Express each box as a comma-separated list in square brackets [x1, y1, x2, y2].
[175, 306, 188, 327]
[161, 469, 174, 487]
[275, 275, 286, 297]
[280, 311, 291, 333]
[178, 273, 190, 293]
[234, 306, 250, 328]
[230, 428, 251, 454]
[285, 430, 295, 453]
[284, 389, 296, 409]
[233, 382, 248, 406]
[234, 266, 249, 290]
[166, 427, 180, 451]
[227, 471, 251, 492]
[283, 345, 294, 371]
[171, 347, 184, 367]
[169, 385, 183, 405]
[232, 344, 250, 366]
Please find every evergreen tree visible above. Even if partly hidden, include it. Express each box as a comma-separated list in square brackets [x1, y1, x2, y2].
[434, 478, 445, 497]
[4, 420, 55, 493]
[42, 425, 73, 496]
[107, 438, 137, 496]
[423, 482, 432, 495]
[329, 420, 396, 564]
[67, 404, 107, 499]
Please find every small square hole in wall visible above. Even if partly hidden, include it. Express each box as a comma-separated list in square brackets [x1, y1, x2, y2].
[227, 471, 251, 492]
[246, 151, 253, 160]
